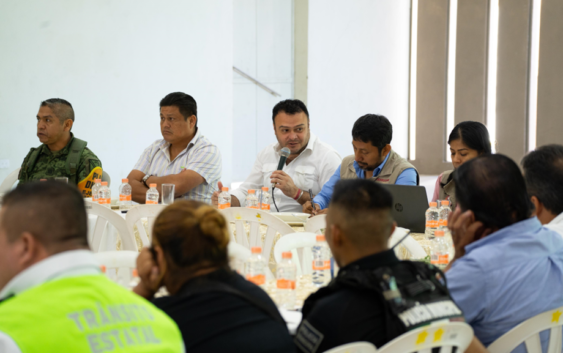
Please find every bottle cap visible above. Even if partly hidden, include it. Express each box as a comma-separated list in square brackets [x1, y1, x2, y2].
[122, 178, 129, 183]
[101, 182, 108, 186]
[100, 265, 106, 273]
[316, 235, 326, 242]
[262, 187, 269, 191]
[251, 246, 262, 254]
[248, 189, 255, 194]
[282, 251, 292, 259]
[429, 202, 438, 207]
[132, 269, 138, 277]
[222, 187, 229, 192]
[95, 179, 102, 183]
[150, 183, 157, 188]
[441, 200, 450, 206]
[435, 230, 445, 237]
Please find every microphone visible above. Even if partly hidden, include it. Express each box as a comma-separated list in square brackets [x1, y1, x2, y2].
[271, 147, 291, 189]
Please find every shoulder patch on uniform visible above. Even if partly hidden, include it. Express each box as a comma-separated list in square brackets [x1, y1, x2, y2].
[295, 319, 324, 353]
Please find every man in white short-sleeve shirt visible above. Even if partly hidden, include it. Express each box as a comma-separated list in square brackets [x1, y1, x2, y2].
[212, 99, 341, 212]
[128, 92, 221, 204]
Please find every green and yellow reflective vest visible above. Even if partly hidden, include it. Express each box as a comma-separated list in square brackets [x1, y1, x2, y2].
[0, 275, 183, 353]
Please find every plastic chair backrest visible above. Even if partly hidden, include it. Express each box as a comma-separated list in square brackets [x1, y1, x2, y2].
[322, 341, 377, 353]
[0, 168, 20, 194]
[388, 227, 428, 260]
[305, 214, 326, 234]
[101, 170, 111, 187]
[125, 204, 166, 247]
[376, 321, 474, 353]
[273, 232, 318, 276]
[220, 208, 295, 278]
[85, 202, 137, 252]
[487, 306, 563, 353]
[227, 241, 251, 273]
[94, 250, 138, 284]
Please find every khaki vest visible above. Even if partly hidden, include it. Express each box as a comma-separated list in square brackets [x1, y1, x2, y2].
[438, 170, 456, 209]
[339, 150, 419, 185]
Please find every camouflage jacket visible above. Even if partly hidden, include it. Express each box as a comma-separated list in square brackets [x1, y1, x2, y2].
[18, 134, 103, 197]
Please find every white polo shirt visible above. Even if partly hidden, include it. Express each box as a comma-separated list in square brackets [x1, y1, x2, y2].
[231, 133, 341, 212]
[546, 212, 563, 238]
[133, 128, 222, 204]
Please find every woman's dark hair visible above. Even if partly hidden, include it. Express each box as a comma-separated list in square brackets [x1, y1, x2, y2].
[351, 114, 393, 152]
[455, 154, 532, 229]
[448, 121, 492, 155]
[153, 200, 229, 272]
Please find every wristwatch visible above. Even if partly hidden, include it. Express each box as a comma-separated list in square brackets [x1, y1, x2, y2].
[142, 174, 151, 188]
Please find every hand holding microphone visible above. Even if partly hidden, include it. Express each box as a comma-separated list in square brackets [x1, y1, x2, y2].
[271, 147, 291, 189]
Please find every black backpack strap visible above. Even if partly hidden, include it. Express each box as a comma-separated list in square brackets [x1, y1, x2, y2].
[178, 280, 287, 326]
[66, 138, 87, 184]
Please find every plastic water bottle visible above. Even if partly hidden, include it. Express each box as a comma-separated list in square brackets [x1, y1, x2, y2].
[128, 269, 140, 289]
[146, 183, 159, 205]
[245, 247, 266, 287]
[438, 200, 451, 230]
[92, 179, 102, 202]
[425, 202, 440, 237]
[312, 235, 332, 287]
[276, 251, 296, 309]
[430, 230, 450, 270]
[246, 189, 259, 209]
[98, 182, 111, 208]
[218, 187, 231, 209]
[119, 179, 132, 210]
[259, 187, 271, 212]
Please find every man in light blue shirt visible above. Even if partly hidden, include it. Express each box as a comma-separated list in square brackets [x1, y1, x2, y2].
[446, 154, 563, 351]
[303, 114, 418, 213]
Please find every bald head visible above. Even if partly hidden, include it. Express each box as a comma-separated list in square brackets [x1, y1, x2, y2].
[327, 179, 394, 249]
[1, 181, 88, 252]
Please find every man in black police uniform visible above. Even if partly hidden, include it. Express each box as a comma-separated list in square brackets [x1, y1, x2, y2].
[294, 179, 486, 352]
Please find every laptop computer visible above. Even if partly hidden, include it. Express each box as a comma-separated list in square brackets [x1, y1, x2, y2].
[380, 184, 428, 233]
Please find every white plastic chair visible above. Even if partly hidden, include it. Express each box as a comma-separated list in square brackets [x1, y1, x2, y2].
[376, 321, 474, 353]
[85, 202, 137, 252]
[389, 227, 428, 260]
[220, 208, 295, 278]
[102, 170, 111, 186]
[323, 342, 377, 353]
[487, 306, 563, 353]
[125, 204, 166, 247]
[305, 214, 326, 234]
[228, 241, 251, 274]
[0, 168, 20, 193]
[274, 232, 317, 276]
[94, 250, 138, 284]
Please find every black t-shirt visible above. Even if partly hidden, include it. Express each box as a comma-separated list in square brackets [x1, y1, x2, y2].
[295, 250, 410, 353]
[153, 268, 295, 353]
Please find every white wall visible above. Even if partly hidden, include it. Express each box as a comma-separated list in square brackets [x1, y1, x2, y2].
[232, 0, 294, 183]
[0, 0, 233, 193]
[308, 0, 411, 159]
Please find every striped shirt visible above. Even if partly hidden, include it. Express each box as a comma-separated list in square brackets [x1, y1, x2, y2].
[133, 129, 222, 204]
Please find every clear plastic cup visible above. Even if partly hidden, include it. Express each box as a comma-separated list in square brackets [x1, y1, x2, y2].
[162, 184, 175, 205]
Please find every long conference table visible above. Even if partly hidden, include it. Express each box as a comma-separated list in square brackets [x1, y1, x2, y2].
[88, 207, 435, 334]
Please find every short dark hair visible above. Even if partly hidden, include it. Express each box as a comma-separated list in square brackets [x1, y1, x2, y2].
[455, 154, 532, 229]
[40, 98, 75, 123]
[1, 181, 88, 250]
[448, 121, 491, 155]
[160, 92, 198, 127]
[352, 114, 393, 151]
[272, 99, 309, 123]
[521, 144, 563, 215]
[330, 179, 394, 246]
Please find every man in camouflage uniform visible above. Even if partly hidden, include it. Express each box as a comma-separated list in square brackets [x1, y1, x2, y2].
[18, 98, 102, 198]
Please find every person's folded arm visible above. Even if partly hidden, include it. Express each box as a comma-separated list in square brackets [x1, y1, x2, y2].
[128, 169, 149, 204]
[395, 168, 418, 186]
[146, 170, 205, 197]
